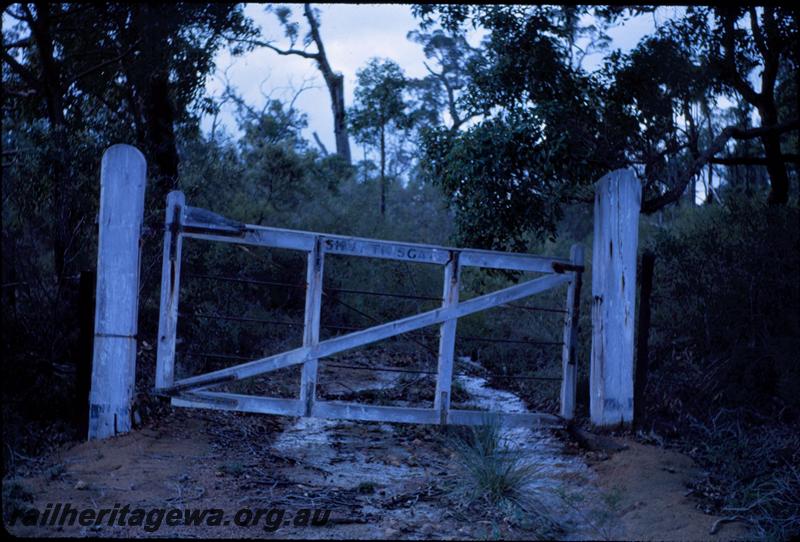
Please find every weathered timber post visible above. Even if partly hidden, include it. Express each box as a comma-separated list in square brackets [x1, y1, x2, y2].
[435, 252, 460, 424]
[633, 251, 655, 429]
[88, 145, 147, 440]
[590, 169, 641, 427]
[155, 191, 185, 390]
[560, 244, 584, 419]
[300, 237, 324, 416]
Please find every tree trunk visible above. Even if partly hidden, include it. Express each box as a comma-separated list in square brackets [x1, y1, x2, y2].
[634, 251, 655, 429]
[130, 4, 179, 208]
[330, 73, 351, 164]
[29, 2, 69, 282]
[759, 102, 790, 205]
[143, 71, 180, 205]
[76, 270, 96, 437]
[380, 126, 386, 216]
[304, 4, 351, 164]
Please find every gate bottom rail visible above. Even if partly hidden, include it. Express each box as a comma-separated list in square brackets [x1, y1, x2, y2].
[172, 390, 563, 428]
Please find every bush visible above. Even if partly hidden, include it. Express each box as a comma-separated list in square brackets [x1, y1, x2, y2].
[646, 196, 800, 416]
[446, 417, 561, 538]
[642, 196, 800, 540]
[448, 417, 542, 508]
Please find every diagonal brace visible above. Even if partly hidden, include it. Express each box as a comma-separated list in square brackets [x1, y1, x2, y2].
[156, 272, 570, 396]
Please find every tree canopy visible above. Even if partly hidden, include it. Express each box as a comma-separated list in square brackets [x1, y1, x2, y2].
[350, 58, 412, 216]
[413, 5, 799, 249]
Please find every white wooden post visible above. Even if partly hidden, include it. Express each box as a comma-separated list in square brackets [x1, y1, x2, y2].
[88, 145, 147, 440]
[434, 252, 460, 424]
[300, 238, 324, 416]
[590, 169, 641, 426]
[560, 244, 584, 419]
[155, 191, 185, 390]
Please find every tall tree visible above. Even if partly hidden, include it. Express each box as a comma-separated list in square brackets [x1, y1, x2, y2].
[713, 7, 797, 204]
[349, 59, 410, 216]
[407, 29, 477, 131]
[230, 4, 352, 164]
[3, 3, 70, 280]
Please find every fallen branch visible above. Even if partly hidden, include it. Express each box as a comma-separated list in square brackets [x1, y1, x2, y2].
[565, 423, 629, 453]
[710, 515, 746, 535]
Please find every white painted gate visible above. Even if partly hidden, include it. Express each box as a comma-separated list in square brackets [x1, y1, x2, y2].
[154, 191, 584, 427]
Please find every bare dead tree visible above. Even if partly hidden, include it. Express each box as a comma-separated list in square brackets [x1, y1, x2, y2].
[228, 4, 352, 164]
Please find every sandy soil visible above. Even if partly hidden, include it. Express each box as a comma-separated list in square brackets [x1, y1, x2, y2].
[3, 362, 752, 540]
[586, 439, 750, 541]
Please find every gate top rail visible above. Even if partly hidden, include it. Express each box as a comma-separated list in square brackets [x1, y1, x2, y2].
[177, 204, 581, 274]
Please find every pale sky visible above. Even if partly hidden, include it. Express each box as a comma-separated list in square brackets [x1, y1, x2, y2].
[200, 4, 664, 151]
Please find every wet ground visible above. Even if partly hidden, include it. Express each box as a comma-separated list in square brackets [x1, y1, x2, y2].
[3, 356, 750, 539]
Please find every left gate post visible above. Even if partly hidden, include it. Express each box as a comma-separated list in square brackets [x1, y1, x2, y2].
[88, 145, 147, 440]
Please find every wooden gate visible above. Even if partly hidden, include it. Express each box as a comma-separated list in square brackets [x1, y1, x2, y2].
[154, 191, 584, 427]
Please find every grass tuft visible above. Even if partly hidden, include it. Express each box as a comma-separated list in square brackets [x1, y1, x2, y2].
[446, 416, 561, 538]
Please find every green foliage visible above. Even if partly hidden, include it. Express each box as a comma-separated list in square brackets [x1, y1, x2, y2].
[350, 58, 411, 145]
[449, 418, 542, 508]
[406, 29, 475, 130]
[416, 5, 798, 247]
[421, 110, 568, 251]
[647, 196, 799, 411]
[446, 417, 561, 538]
[628, 197, 799, 541]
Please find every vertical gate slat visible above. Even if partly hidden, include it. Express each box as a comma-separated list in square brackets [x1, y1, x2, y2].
[434, 252, 460, 423]
[300, 238, 324, 416]
[560, 244, 584, 419]
[155, 191, 185, 390]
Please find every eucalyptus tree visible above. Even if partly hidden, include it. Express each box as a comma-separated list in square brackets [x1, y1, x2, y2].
[349, 58, 412, 217]
[230, 4, 352, 164]
[406, 28, 477, 131]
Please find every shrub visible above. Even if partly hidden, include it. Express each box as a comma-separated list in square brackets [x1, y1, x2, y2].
[646, 196, 800, 415]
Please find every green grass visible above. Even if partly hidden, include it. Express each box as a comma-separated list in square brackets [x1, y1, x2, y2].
[449, 419, 537, 507]
[446, 416, 560, 538]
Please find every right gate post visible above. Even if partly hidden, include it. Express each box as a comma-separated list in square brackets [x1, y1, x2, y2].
[590, 169, 641, 427]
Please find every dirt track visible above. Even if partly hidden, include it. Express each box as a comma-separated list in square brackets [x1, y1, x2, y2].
[3, 363, 751, 540]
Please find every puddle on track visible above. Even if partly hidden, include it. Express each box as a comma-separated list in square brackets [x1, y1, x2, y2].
[269, 359, 606, 539]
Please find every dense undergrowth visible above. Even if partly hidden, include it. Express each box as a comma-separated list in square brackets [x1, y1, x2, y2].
[639, 196, 800, 540]
[3, 121, 798, 540]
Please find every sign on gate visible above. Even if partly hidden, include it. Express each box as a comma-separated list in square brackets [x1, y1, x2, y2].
[154, 191, 584, 428]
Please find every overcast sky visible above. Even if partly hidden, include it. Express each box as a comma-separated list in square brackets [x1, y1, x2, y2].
[201, 4, 667, 151]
